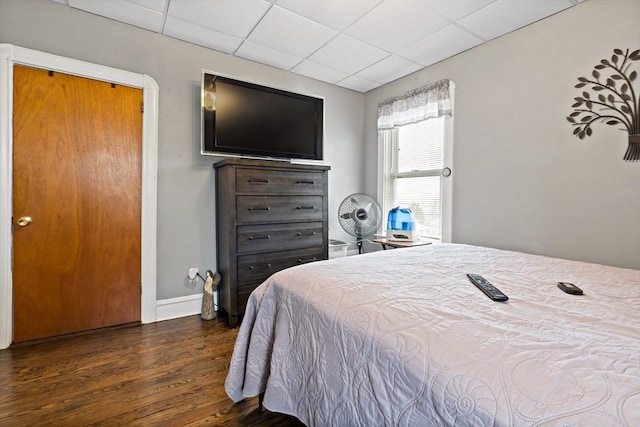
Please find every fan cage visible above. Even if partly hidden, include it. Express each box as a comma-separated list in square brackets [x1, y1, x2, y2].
[337, 193, 383, 254]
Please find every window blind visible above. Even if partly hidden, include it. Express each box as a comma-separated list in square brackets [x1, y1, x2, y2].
[382, 117, 445, 240]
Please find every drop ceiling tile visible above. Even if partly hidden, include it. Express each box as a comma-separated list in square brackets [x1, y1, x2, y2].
[236, 41, 302, 70]
[345, 0, 448, 52]
[457, 0, 574, 41]
[166, 0, 270, 39]
[128, 0, 167, 13]
[308, 34, 388, 75]
[356, 55, 422, 84]
[421, 0, 494, 21]
[68, 0, 166, 32]
[336, 75, 379, 92]
[399, 24, 483, 66]
[248, 6, 338, 58]
[163, 15, 242, 54]
[292, 60, 350, 84]
[276, 0, 381, 31]
[52, 0, 584, 93]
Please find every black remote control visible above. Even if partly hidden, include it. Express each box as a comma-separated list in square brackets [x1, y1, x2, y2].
[467, 274, 509, 301]
[558, 282, 583, 295]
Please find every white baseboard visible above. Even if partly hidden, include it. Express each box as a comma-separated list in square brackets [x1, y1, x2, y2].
[156, 293, 203, 322]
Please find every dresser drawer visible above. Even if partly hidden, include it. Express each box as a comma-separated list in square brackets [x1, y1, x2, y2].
[236, 169, 324, 194]
[237, 247, 324, 283]
[237, 222, 324, 254]
[237, 195, 323, 224]
[238, 281, 262, 314]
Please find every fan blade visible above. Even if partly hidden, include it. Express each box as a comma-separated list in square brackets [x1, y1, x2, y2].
[340, 212, 353, 219]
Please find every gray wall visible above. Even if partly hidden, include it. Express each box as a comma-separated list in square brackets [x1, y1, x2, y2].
[0, 0, 365, 300]
[2, 0, 637, 307]
[364, 0, 640, 269]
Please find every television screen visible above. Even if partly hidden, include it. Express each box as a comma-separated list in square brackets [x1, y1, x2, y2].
[201, 72, 324, 161]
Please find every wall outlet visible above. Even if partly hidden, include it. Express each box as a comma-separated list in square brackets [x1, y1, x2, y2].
[188, 267, 198, 280]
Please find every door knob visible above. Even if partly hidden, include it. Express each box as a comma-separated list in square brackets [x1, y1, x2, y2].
[16, 216, 31, 227]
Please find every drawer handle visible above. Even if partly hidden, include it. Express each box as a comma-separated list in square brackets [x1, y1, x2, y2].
[249, 235, 271, 240]
[248, 206, 271, 211]
[296, 180, 315, 184]
[296, 205, 316, 210]
[297, 257, 318, 264]
[296, 231, 317, 236]
[250, 263, 272, 270]
[248, 179, 270, 184]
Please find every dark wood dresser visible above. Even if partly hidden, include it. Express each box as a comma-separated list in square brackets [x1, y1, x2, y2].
[214, 158, 330, 327]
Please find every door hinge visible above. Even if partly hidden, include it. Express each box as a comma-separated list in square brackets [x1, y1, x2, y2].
[141, 102, 144, 113]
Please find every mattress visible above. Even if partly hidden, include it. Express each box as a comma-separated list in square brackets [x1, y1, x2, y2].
[225, 244, 640, 426]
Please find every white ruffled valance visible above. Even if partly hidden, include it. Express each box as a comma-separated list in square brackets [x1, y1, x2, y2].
[377, 79, 452, 130]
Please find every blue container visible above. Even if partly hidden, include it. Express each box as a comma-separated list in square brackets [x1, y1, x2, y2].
[387, 207, 416, 231]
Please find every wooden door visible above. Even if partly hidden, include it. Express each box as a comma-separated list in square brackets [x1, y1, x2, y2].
[12, 65, 143, 343]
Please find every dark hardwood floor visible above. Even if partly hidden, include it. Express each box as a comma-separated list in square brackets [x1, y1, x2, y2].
[0, 315, 304, 426]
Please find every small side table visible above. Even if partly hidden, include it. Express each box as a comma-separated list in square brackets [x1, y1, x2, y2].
[372, 238, 435, 250]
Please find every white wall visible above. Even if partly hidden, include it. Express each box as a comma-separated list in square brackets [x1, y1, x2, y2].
[364, 0, 640, 269]
[0, 0, 365, 300]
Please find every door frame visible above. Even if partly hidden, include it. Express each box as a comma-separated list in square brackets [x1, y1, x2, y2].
[0, 44, 159, 349]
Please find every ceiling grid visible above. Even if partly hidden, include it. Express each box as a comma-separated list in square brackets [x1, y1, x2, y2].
[50, 0, 585, 92]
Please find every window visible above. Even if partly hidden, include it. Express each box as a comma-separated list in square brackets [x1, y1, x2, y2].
[377, 80, 454, 242]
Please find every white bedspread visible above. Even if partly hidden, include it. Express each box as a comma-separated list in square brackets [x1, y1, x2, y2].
[225, 244, 640, 426]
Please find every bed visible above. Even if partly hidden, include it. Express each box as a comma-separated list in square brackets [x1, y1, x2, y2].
[225, 243, 640, 426]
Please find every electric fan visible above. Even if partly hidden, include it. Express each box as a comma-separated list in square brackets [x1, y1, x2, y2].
[338, 193, 383, 254]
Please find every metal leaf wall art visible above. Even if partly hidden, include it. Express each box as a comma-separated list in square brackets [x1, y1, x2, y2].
[567, 48, 640, 161]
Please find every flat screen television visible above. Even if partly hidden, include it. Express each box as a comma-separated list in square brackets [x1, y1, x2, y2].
[201, 72, 324, 161]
